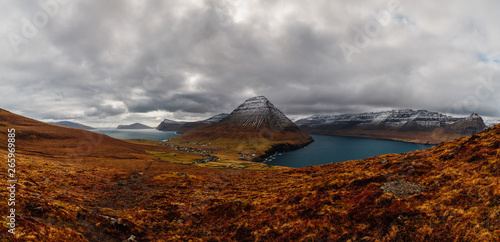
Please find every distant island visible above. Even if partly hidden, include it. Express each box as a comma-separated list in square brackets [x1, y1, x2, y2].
[117, 123, 153, 129]
[50, 121, 95, 130]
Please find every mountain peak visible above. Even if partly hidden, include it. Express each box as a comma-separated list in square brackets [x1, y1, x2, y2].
[467, 113, 481, 120]
[444, 113, 487, 135]
[161, 119, 179, 124]
[236, 96, 272, 110]
[220, 96, 298, 131]
[172, 96, 314, 159]
[248, 95, 268, 100]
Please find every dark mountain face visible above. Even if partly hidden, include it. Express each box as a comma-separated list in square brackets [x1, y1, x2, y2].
[295, 110, 487, 144]
[444, 113, 487, 135]
[156, 119, 185, 131]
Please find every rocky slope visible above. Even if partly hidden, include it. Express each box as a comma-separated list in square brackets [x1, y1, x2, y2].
[117, 123, 153, 129]
[172, 96, 314, 159]
[296, 109, 487, 144]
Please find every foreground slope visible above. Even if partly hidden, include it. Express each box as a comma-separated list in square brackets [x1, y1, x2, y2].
[0, 109, 169, 158]
[1, 108, 500, 241]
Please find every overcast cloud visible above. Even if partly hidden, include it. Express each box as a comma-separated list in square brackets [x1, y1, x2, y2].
[2, 0, 500, 127]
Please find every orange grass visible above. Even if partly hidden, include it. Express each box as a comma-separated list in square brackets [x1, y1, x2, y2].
[1, 109, 500, 241]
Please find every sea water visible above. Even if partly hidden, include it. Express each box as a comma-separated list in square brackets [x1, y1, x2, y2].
[267, 134, 434, 168]
[94, 130, 433, 168]
[93, 128, 180, 141]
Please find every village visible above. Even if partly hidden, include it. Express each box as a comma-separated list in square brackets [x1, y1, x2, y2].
[160, 140, 222, 164]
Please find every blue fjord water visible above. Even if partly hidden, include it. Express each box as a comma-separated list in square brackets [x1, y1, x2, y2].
[94, 128, 180, 141]
[266, 134, 433, 168]
[94, 129, 433, 168]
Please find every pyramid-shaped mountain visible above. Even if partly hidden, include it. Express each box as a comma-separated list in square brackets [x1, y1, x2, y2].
[218, 96, 301, 131]
[173, 96, 313, 158]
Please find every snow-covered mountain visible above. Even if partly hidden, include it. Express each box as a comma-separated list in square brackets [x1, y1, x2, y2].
[295, 109, 461, 130]
[217, 96, 300, 131]
[483, 119, 500, 127]
[173, 96, 314, 159]
[296, 110, 487, 144]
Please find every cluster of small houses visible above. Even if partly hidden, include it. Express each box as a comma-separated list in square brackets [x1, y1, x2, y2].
[239, 152, 282, 162]
[161, 141, 222, 164]
[161, 140, 282, 164]
[239, 153, 256, 160]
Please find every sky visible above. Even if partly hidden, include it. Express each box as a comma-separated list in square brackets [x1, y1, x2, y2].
[2, 0, 500, 127]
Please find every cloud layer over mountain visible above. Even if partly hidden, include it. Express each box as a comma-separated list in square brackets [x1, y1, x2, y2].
[2, 0, 500, 126]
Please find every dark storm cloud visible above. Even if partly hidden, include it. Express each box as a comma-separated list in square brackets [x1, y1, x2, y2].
[2, 0, 500, 126]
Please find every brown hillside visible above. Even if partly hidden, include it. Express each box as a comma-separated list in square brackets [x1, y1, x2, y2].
[1, 108, 500, 240]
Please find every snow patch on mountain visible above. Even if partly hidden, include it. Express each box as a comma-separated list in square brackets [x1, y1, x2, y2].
[295, 109, 461, 129]
[201, 113, 229, 124]
[220, 96, 299, 130]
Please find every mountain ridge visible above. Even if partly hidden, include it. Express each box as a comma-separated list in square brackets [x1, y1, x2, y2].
[156, 119, 185, 131]
[176, 113, 229, 134]
[296, 109, 486, 144]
